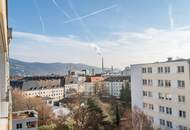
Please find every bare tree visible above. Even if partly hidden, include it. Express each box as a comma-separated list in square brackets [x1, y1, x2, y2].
[132, 106, 154, 130]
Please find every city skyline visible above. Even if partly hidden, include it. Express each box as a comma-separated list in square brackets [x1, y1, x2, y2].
[9, 0, 190, 68]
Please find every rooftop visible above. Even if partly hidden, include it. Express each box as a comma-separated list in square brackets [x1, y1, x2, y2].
[131, 58, 190, 66]
[13, 110, 38, 120]
[104, 76, 130, 82]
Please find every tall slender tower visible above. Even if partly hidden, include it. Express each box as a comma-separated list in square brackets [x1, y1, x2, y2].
[102, 56, 104, 74]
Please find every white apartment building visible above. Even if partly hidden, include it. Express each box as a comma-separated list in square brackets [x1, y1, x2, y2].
[131, 58, 190, 130]
[12, 110, 38, 130]
[64, 83, 85, 97]
[104, 76, 129, 98]
[24, 87, 64, 101]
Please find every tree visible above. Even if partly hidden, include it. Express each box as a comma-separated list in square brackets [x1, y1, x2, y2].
[120, 81, 131, 107]
[73, 97, 110, 130]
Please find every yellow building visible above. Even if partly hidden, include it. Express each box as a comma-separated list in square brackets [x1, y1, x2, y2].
[0, 0, 12, 130]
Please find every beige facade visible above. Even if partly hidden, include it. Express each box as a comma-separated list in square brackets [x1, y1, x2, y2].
[131, 59, 190, 130]
[0, 0, 12, 130]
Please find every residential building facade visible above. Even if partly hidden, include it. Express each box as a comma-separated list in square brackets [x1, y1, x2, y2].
[23, 87, 64, 100]
[83, 82, 96, 96]
[104, 76, 129, 98]
[131, 58, 190, 130]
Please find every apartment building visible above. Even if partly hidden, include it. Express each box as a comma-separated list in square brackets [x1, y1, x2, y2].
[12, 110, 38, 130]
[104, 76, 129, 98]
[64, 83, 85, 97]
[23, 87, 64, 100]
[0, 0, 12, 130]
[131, 58, 190, 130]
[83, 82, 96, 96]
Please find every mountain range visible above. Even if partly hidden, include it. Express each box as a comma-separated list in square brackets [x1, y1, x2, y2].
[10, 59, 102, 76]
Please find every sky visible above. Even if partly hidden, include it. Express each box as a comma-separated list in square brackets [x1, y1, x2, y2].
[8, 0, 190, 69]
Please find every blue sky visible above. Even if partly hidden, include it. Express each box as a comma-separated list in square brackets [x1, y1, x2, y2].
[9, 0, 190, 68]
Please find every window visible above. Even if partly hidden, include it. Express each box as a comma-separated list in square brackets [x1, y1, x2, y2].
[160, 119, 165, 126]
[178, 125, 187, 130]
[158, 80, 164, 87]
[166, 107, 172, 115]
[178, 80, 185, 88]
[158, 67, 163, 73]
[165, 66, 170, 73]
[16, 123, 22, 129]
[148, 79, 153, 86]
[159, 106, 165, 113]
[26, 121, 36, 128]
[148, 91, 153, 97]
[178, 66, 184, 73]
[166, 121, 173, 128]
[148, 67, 152, 73]
[142, 68, 146, 73]
[142, 79, 147, 85]
[179, 110, 186, 118]
[165, 93, 172, 101]
[158, 92, 164, 99]
[178, 95, 185, 103]
[143, 91, 147, 96]
[148, 116, 154, 123]
[143, 103, 148, 108]
[165, 80, 171, 87]
[149, 104, 154, 110]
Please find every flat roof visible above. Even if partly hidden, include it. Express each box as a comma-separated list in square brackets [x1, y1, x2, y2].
[13, 110, 38, 120]
[131, 58, 190, 66]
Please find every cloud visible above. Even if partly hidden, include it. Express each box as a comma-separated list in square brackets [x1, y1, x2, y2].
[13, 31, 102, 54]
[176, 25, 190, 31]
[11, 28, 190, 68]
[64, 4, 118, 23]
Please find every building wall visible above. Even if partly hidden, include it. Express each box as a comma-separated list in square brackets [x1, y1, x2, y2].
[24, 87, 64, 100]
[104, 80, 128, 98]
[131, 61, 190, 130]
[0, 0, 11, 130]
[84, 82, 95, 96]
[131, 64, 143, 109]
[105, 81, 122, 98]
[12, 117, 38, 130]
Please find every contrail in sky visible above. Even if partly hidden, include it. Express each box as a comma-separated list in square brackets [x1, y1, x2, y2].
[67, 0, 103, 56]
[33, 0, 45, 33]
[52, 0, 71, 18]
[168, 3, 174, 31]
[64, 4, 118, 23]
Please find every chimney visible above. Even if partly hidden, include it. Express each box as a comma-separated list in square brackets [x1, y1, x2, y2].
[102, 56, 104, 74]
[167, 57, 173, 62]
